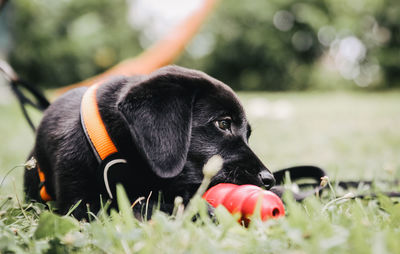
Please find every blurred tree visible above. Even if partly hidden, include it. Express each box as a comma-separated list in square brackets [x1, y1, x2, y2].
[4, 0, 400, 90]
[7, 0, 141, 88]
[178, 0, 400, 90]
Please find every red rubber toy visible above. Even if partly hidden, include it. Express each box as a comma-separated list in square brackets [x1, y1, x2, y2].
[203, 183, 285, 222]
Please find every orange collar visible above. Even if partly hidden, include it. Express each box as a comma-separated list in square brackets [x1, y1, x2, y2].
[38, 165, 52, 202]
[39, 82, 125, 202]
[80, 83, 118, 161]
[80, 83, 127, 199]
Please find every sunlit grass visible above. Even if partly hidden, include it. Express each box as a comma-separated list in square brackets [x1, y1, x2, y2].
[241, 91, 400, 180]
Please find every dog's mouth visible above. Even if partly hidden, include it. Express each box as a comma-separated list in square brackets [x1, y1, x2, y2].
[207, 168, 269, 191]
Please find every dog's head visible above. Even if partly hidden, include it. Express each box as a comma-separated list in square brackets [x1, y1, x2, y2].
[118, 66, 275, 198]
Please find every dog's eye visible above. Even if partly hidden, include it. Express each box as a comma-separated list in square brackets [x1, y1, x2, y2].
[216, 118, 232, 132]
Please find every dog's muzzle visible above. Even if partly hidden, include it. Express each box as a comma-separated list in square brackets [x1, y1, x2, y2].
[259, 170, 276, 189]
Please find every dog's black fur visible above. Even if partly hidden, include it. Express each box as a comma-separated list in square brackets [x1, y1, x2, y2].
[24, 66, 275, 219]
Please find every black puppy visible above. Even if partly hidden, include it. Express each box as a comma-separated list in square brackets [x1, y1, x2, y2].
[24, 66, 275, 219]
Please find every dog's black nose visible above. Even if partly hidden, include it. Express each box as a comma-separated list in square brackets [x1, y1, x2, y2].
[259, 171, 276, 189]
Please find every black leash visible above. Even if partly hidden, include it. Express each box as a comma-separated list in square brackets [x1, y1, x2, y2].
[271, 165, 400, 201]
[0, 59, 50, 131]
[271, 166, 327, 201]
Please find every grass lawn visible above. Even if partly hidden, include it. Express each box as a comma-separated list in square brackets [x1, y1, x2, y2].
[0, 90, 400, 253]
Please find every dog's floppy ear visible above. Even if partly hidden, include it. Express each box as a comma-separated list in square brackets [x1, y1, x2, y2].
[118, 75, 196, 178]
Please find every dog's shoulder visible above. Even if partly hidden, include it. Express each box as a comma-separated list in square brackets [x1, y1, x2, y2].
[37, 87, 87, 138]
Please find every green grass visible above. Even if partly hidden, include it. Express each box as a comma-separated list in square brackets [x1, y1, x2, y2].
[1, 91, 400, 253]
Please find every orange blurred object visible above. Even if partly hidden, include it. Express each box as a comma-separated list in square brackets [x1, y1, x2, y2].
[55, 0, 220, 96]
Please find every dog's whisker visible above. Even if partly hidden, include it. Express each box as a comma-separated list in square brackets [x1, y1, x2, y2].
[131, 197, 145, 209]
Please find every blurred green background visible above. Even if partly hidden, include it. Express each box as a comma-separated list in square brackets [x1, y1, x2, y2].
[1, 0, 399, 90]
[0, 0, 400, 196]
